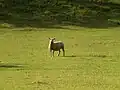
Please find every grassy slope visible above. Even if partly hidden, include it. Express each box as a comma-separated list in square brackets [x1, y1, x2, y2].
[110, 0, 120, 4]
[0, 27, 120, 90]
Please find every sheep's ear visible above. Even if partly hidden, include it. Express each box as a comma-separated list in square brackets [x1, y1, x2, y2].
[53, 37, 56, 40]
[49, 37, 50, 39]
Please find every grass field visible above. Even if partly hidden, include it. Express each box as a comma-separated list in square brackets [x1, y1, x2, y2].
[0, 26, 120, 90]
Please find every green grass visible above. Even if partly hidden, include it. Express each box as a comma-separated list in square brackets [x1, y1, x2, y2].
[0, 26, 120, 90]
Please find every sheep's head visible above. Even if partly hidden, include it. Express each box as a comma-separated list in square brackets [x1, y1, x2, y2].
[48, 37, 56, 51]
[49, 37, 56, 42]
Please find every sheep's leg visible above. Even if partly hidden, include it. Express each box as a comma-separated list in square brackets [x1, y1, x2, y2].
[63, 50, 65, 56]
[62, 48, 65, 56]
[52, 50, 55, 57]
[58, 50, 61, 56]
[50, 50, 52, 56]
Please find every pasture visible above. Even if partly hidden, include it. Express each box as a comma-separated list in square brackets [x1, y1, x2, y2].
[0, 26, 120, 90]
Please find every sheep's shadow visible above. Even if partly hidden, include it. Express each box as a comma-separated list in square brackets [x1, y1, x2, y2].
[62, 54, 108, 58]
[64, 55, 77, 57]
[59, 55, 81, 57]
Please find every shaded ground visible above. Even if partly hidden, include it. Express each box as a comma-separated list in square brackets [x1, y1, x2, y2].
[0, 62, 25, 69]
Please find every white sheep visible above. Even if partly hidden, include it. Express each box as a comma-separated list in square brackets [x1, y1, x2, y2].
[48, 38, 65, 57]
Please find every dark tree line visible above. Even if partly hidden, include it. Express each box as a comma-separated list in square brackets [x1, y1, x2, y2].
[0, 0, 120, 28]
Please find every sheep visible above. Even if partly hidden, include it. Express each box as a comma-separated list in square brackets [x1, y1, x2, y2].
[48, 38, 65, 57]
